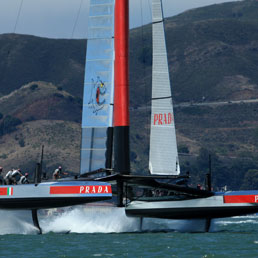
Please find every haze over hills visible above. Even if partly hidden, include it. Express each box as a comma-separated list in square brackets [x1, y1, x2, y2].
[0, 0, 258, 189]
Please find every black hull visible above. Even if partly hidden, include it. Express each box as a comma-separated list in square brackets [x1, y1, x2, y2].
[126, 205, 258, 219]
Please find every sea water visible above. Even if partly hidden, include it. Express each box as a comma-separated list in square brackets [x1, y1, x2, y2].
[0, 207, 258, 257]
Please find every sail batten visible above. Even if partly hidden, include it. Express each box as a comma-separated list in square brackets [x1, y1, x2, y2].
[149, 0, 180, 176]
[80, 0, 115, 175]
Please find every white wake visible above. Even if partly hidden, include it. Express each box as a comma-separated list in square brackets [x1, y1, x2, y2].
[0, 210, 38, 235]
[40, 206, 141, 233]
[3, 205, 250, 234]
[39, 205, 210, 233]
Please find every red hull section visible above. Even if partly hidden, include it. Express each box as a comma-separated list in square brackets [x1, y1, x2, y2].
[0, 181, 112, 210]
[224, 194, 258, 203]
[50, 185, 112, 195]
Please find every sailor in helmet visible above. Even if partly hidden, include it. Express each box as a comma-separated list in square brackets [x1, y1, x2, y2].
[11, 169, 23, 185]
[4, 168, 22, 185]
[4, 169, 13, 185]
[18, 172, 29, 184]
[53, 166, 68, 180]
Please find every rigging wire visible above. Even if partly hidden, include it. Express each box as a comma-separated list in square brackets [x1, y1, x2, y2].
[148, 0, 152, 21]
[13, 0, 24, 33]
[70, 0, 84, 38]
[140, 0, 151, 111]
[140, 0, 151, 161]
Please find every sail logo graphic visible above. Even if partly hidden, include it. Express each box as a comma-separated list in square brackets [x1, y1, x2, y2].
[88, 76, 106, 115]
[79, 185, 111, 194]
[153, 113, 173, 125]
[50, 185, 112, 195]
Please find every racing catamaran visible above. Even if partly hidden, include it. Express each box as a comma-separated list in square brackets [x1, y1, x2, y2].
[80, 0, 258, 232]
[1, 0, 258, 234]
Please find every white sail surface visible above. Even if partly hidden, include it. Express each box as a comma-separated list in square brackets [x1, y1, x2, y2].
[80, 0, 115, 174]
[149, 0, 180, 175]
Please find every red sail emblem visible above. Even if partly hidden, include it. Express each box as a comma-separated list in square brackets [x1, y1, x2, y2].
[153, 113, 173, 125]
[88, 76, 106, 115]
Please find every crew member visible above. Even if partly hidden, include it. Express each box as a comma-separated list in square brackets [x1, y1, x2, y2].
[5, 169, 22, 185]
[4, 169, 13, 185]
[53, 166, 68, 180]
[19, 173, 29, 184]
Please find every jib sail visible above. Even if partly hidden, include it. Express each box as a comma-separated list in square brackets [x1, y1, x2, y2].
[149, 0, 180, 175]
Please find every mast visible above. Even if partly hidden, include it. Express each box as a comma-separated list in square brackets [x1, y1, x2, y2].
[114, 0, 130, 175]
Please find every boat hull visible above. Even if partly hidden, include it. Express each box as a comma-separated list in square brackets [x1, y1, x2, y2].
[125, 191, 258, 219]
[0, 181, 112, 210]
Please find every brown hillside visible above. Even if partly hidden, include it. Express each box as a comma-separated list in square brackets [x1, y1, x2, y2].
[0, 120, 81, 177]
[0, 81, 82, 122]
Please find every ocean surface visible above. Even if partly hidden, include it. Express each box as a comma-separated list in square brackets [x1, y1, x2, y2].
[1, 206, 258, 258]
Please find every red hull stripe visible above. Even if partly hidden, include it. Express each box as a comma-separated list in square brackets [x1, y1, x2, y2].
[0, 187, 13, 196]
[50, 185, 112, 195]
[224, 195, 258, 203]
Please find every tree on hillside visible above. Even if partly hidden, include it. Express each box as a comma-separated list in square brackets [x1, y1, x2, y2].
[0, 115, 22, 135]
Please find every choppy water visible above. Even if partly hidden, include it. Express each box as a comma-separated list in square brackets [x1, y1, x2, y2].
[0, 207, 258, 257]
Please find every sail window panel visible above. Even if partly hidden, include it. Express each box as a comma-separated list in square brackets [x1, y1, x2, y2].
[82, 139, 106, 150]
[152, 1, 163, 23]
[153, 55, 169, 73]
[81, 149, 107, 173]
[85, 59, 113, 78]
[149, 126, 179, 175]
[90, 4, 114, 17]
[81, 128, 108, 147]
[151, 98, 174, 111]
[82, 107, 112, 127]
[88, 0, 115, 39]
[86, 39, 114, 60]
[152, 75, 172, 98]
[89, 16, 113, 30]
[91, 0, 114, 5]
[80, 127, 110, 173]
[153, 26, 167, 54]
[82, 127, 108, 138]
[88, 27, 113, 39]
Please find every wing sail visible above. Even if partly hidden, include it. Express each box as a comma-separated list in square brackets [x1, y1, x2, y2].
[80, 0, 115, 174]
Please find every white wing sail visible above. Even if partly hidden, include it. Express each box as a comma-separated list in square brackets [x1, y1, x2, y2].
[149, 0, 180, 175]
[80, 0, 115, 174]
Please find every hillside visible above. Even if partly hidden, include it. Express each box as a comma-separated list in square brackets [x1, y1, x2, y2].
[0, 120, 81, 174]
[130, 0, 258, 106]
[0, 34, 86, 97]
[0, 81, 82, 122]
[0, 0, 258, 189]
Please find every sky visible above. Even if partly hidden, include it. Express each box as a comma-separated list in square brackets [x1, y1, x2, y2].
[0, 0, 241, 39]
